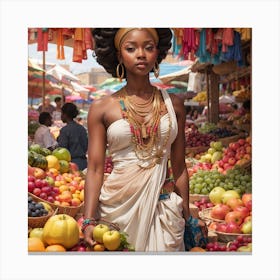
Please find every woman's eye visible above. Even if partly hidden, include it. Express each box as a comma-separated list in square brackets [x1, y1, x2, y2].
[125, 47, 135, 52]
[146, 46, 154, 51]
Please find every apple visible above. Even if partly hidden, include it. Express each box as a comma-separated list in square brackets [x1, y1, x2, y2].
[210, 204, 231, 220]
[93, 224, 110, 243]
[47, 196, 55, 203]
[35, 179, 44, 188]
[29, 227, 47, 245]
[225, 211, 243, 225]
[102, 230, 121, 251]
[209, 187, 226, 205]
[28, 181, 36, 193]
[28, 165, 35, 176]
[242, 193, 252, 205]
[45, 176, 55, 186]
[238, 139, 246, 146]
[33, 167, 46, 179]
[69, 162, 79, 172]
[28, 175, 35, 182]
[71, 197, 81, 207]
[228, 157, 236, 165]
[41, 186, 52, 194]
[241, 220, 252, 234]
[234, 206, 250, 220]
[245, 200, 252, 211]
[39, 192, 48, 200]
[222, 190, 240, 204]
[244, 215, 252, 223]
[216, 223, 227, 233]
[225, 221, 241, 233]
[226, 197, 244, 210]
[93, 244, 106, 251]
[33, 187, 41, 196]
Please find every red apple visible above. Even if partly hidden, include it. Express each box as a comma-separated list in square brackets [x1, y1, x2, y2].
[238, 139, 246, 146]
[47, 196, 55, 203]
[234, 206, 250, 220]
[210, 204, 231, 220]
[33, 167, 46, 179]
[28, 175, 35, 182]
[225, 211, 243, 225]
[69, 162, 79, 172]
[216, 223, 227, 233]
[33, 187, 41, 196]
[245, 200, 252, 211]
[228, 157, 236, 165]
[231, 143, 240, 151]
[41, 186, 52, 194]
[35, 179, 44, 188]
[39, 192, 48, 200]
[28, 181, 35, 193]
[225, 221, 241, 233]
[28, 165, 35, 176]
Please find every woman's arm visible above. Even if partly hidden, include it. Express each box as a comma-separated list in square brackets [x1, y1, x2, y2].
[169, 95, 190, 220]
[83, 100, 107, 246]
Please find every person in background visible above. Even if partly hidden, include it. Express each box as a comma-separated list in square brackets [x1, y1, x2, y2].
[83, 28, 192, 252]
[37, 96, 55, 114]
[57, 102, 88, 170]
[34, 112, 58, 150]
[52, 96, 62, 121]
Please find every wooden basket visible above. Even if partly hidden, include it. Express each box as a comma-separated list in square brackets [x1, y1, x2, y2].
[28, 192, 84, 218]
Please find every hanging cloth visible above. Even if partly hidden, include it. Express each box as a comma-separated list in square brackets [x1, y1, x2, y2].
[37, 28, 49, 51]
[222, 28, 234, 52]
[56, 29, 65, 60]
[73, 28, 87, 63]
[235, 28, 251, 41]
[172, 28, 183, 57]
[84, 28, 93, 50]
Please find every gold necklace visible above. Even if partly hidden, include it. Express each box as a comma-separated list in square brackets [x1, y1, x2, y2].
[119, 87, 172, 168]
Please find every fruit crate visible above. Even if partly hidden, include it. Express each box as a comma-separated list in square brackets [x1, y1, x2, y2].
[217, 134, 240, 147]
[28, 192, 84, 218]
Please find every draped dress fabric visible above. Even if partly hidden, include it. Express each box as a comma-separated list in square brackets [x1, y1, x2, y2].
[97, 90, 185, 252]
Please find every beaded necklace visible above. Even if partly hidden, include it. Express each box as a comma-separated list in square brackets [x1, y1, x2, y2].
[119, 87, 172, 168]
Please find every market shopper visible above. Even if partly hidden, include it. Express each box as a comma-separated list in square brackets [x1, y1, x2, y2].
[52, 96, 62, 121]
[34, 112, 58, 150]
[57, 102, 88, 170]
[82, 28, 191, 252]
[37, 96, 55, 114]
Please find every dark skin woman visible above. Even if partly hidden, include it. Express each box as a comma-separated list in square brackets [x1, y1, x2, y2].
[83, 28, 192, 251]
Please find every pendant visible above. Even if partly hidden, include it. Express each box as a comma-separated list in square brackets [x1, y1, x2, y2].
[141, 124, 148, 139]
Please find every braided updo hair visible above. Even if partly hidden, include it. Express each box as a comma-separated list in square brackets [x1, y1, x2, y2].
[92, 28, 172, 78]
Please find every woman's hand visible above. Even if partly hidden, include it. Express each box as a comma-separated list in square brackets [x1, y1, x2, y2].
[83, 225, 95, 247]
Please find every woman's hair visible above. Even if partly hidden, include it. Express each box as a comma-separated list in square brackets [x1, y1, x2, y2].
[61, 102, 79, 119]
[92, 28, 172, 78]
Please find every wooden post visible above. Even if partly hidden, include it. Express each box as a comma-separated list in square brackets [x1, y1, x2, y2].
[42, 50, 46, 105]
[208, 69, 219, 124]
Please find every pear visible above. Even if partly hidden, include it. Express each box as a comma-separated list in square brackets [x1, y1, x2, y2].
[237, 243, 252, 252]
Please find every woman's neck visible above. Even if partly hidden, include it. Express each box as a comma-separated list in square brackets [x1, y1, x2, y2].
[125, 75, 153, 96]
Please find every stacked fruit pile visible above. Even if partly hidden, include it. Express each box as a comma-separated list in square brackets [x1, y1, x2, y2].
[199, 141, 223, 164]
[185, 127, 217, 148]
[189, 165, 251, 196]
[206, 189, 252, 236]
[211, 137, 251, 173]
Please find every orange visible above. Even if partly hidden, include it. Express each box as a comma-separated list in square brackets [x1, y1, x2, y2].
[45, 244, 66, 252]
[93, 244, 106, 251]
[28, 237, 45, 252]
[189, 247, 206, 252]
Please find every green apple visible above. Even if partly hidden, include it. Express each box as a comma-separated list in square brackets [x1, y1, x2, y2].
[207, 148, 216, 155]
[103, 230, 121, 251]
[209, 187, 226, 205]
[45, 176, 55, 186]
[241, 220, 252, 234]
[237, 243, 252, 252]
[213, 141, 223, 151]
[93, 224, 110, 243]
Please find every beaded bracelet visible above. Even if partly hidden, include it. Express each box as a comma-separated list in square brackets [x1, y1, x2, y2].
[81, 218, 97, 233]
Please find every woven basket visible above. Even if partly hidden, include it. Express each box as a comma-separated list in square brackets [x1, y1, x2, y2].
[218, 134, 240, 147]
[199, 207, 224, 223]
[186, 146, 208, 155]
[189, 194, 209, 203]
[28, 192, 84, 218]
[215, 231, 252, 243]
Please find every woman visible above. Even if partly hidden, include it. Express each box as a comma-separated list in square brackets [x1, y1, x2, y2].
[57, 102, 88, 170]
[83, 28, 190, 251]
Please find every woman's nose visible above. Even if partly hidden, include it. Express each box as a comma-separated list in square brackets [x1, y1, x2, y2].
[136, 48, 145, 58]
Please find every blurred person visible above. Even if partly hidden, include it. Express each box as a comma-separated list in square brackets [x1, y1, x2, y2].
[37, 96, 55, 114]
[57, 102, 88, 170]
[34, 112, 58, 150]
[52, 96, 62, 121]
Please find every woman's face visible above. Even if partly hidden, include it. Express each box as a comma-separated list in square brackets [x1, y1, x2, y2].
[119, 29, 158, 78]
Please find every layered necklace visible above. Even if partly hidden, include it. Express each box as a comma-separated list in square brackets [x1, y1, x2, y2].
[119, 86, 171, 168]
